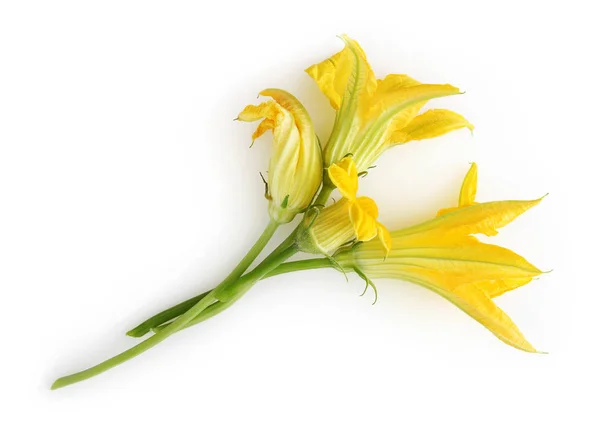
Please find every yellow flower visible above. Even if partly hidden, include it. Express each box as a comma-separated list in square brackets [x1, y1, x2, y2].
[306, 35, 473, 174]
[238, 89, 323, 223]
[335, 164, 545, 352]
[298, 157, 391, 255]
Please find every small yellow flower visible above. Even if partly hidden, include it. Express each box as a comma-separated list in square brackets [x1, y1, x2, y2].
[335, 164, 545, 352]
[306, 35, 473, 174]
[299, 157, 391, 255]
[238, 89, 323, 224]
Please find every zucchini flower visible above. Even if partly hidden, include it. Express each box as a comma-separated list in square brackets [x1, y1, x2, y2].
[306, 35, 473, 174]
[335, 164, 545, 352]
[238, 89, 323, 223]
[298, 157, 391, 255]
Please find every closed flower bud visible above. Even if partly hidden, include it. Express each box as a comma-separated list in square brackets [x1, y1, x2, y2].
[238, 89, 323, 223]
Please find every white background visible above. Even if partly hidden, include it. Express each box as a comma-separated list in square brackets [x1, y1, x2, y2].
[1, 1, 597, 423]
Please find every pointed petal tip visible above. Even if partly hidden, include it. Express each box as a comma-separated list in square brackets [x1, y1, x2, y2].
[258, 88, 275, 97]
[466, 121, 475, 133]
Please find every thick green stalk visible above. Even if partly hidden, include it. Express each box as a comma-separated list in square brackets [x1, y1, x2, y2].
[126, 219, 278, 338]
[51, 222, 293, 390]
[129, 258, 334, 336]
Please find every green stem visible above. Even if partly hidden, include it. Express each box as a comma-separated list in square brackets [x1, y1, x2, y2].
[125, 219, 278, 338]
[129, 258, 334, 335]
[220, 218, 280, 286]
[51, 290, 218, 390]
[313, 181, 334, 207]
[267, 258, 334, 277]
[51, 222, 290, 390]
[160, 256, 329, 333]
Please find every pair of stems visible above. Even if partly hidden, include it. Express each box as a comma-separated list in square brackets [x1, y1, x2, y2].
[127, 258, 334, 337]
[52, 184, 336, 389]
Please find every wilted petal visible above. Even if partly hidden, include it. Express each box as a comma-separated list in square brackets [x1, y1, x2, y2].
[252, 118, 275, 141]
[238, 101, 280, 125]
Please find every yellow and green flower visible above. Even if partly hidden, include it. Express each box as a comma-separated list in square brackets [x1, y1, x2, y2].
[238, 88, 323, 224]
[307, 35, 473, 175]
[335, 164, 544, 352]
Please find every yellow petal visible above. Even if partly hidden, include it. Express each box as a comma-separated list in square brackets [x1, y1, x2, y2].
[356, 196, 379, 219]
[367, 84, 462, 124]
[369, 74, 425, 138]
[476, 277, 534, 298]
[316, 36, 378, 168]
[394, 199, 544, 246]
[259, 88, 313, 136]
[382, 243, 541, 287]
[238, 101, 280, 124]
[453, 284, 537, 352]
[344, 247, 539, 352]
[436, 205, 463, 216]
[459, 162, 478, 206]
[436, 163, 479, 216]
[305, 35, 376, 111]
[375, 74, 421, 92]
[389, 109, 474, 145]
[343, 252, 539, 351]
[305, 49, 349, 110]
[377, 223, 392, 255]
[350, 202, 378, 241]
[328, 157, 358, 200]
[252, 118, 275, 141]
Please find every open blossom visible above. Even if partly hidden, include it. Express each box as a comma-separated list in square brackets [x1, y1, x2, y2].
[298, 157, 391, 256]
[335, 164, 545, 352]
[306, 35, 473, 175]
[238, 89, 322, 224]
